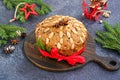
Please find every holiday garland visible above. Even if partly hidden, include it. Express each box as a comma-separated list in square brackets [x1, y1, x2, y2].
[95, 21, 120, 54]
[3, 0, 52, 23]
[0, 24, 25, 46]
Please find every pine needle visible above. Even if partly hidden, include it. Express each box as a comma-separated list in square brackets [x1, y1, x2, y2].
[95, 21, 120, 55]
[0, 24, 26, 46]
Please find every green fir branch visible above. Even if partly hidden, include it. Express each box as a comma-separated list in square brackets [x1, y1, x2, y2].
[95, 21, 120, 55]
[103, 21, 116, 36]
[0, 24, 26, 46]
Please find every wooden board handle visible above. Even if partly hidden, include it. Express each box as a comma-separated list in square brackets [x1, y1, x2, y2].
[93, 54, 120, 71]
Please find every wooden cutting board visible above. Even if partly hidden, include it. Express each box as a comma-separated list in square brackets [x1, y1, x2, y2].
[23, 30, 120, 71]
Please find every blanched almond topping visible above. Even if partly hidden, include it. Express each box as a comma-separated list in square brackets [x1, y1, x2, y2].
[72, 28, 78, 34]
[38, 35, 41, 38]
[49, 32, 54, 38]
[60, 38, 63, 44]
[46, 38, 49, 44]
[54, 20, 58, 23]
[57, 43, 61, 49]
[84, 28, 87, 32]
[44, 28, 50, 32]
[45, 20, 50, 23]
[80, 37, 84, 43]
[66, 26, 70, 30]
[67, 31, 71, 38]
[82, 33, 85, 38]
[71, 44, 74, 49]
[58, 18, 62, 21]
[48, 17, 52, 20]
[60, 26, 63, 30]
[75, 26, 81, 31]
[59, 31, 63, 38]
[79, 21, 82, 24]
[74, 23, 79, 26]
[70, 38, 74, 44]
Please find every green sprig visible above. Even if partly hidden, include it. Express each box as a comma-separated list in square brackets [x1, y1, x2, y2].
[95, 21, 120, 55]
[35, 37, 51, 53]
[0, 24, 26, 46]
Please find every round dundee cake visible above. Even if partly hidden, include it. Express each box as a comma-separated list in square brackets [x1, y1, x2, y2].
[35, 15, 88, 56]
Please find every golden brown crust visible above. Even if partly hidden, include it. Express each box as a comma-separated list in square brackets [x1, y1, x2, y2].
[35, 15, 88, 56]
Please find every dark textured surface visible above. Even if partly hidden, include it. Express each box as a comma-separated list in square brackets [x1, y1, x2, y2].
[0, 0, 120, 80]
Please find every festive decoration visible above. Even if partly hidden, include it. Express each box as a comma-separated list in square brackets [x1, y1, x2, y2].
[21, 32, 27, 38]
[99, 20, 103, 24]
[38, 47, 86, 65]
[11, 39, 19, 45]
[16, 30, 22, 36]
[3, 45, 15, 54]
[82, 0, 110, 21]
[20, 3, 38, 20]
[102, 10, 111, 18]
[16, 30, 27, 38]
[0, 24, 26, 46]
[35, 38, 86, 65]
[95, 21, 120, 55]
[3, 0, 52, 23]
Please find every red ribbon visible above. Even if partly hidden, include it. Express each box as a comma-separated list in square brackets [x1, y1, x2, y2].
[38, 47, 86, 65]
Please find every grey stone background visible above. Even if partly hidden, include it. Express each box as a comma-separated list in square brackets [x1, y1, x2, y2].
[0, 0, 120, 80]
